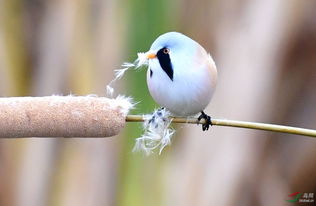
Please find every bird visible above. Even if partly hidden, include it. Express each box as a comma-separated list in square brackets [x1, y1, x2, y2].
[144, 32, 217, 131]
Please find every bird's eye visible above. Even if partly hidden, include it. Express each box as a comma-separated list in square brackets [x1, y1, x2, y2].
[163, 48, 170, 54]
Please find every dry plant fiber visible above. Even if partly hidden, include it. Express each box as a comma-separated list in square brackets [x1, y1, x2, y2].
[0, 96, 132, 138]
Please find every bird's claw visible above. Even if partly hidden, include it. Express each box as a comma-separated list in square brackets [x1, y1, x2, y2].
[197, 111, 212, 131]
[148, 107, 166, 126]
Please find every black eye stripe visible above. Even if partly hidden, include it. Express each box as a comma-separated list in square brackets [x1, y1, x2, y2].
[157, 47, 173, 81]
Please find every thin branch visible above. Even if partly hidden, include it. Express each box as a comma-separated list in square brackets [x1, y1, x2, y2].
[126, 115, 316, 138]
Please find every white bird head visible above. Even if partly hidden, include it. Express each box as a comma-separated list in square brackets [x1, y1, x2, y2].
[145, 32, 204, 81]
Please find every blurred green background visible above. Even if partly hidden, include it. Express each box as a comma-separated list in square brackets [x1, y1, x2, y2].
[0, 0, 316, 206]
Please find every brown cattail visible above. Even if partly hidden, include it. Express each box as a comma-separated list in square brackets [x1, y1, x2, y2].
[0, 95, 133, 138]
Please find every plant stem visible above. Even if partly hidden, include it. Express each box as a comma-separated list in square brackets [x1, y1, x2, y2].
[126, 115, 316, 138]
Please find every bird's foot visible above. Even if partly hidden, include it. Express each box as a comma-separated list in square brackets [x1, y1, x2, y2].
[148, 107, 167, 126]
[197, 111, 212, 131]
[156, 107, 165, 116]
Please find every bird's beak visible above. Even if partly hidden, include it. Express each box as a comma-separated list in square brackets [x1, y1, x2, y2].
[146, 52, 156, 59]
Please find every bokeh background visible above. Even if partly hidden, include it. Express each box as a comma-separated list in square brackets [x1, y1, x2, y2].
[0, 0, 316, 205]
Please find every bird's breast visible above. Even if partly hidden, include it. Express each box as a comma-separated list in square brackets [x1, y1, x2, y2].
[146, 59, 216, 116]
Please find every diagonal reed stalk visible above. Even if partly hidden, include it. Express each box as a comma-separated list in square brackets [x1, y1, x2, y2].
[126, 115, 316, 138]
